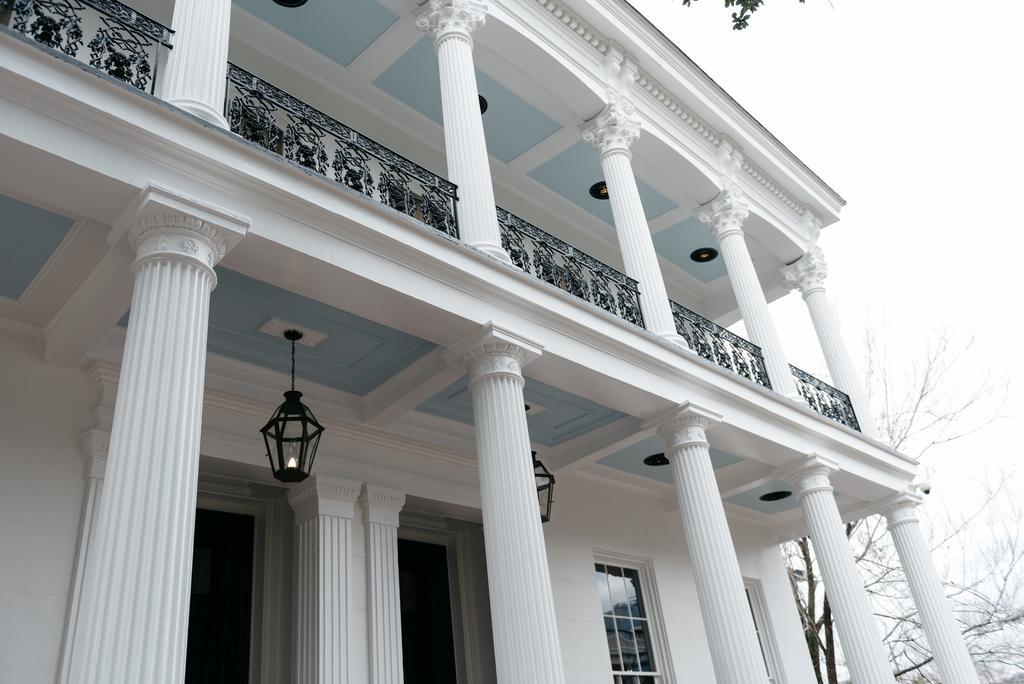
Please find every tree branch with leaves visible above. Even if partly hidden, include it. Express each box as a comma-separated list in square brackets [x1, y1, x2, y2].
[680, 0, 806, 30]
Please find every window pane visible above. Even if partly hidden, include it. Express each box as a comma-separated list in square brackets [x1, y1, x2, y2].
[617, 617, 639, 671]
[596, 567, 613, 616]
[623, 568, 645, 619]
[604, 616, 621, 670]
[632, 619, 655, 672]
[608, 566, 630, 617]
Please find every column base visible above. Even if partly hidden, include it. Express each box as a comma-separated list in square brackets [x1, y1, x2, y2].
[657, 330, 693, 352]
[169, 98, 229, 129]
[474, 241, 513, 264]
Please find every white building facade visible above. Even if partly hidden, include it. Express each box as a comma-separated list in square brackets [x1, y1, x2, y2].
[0, 0, 976, 682]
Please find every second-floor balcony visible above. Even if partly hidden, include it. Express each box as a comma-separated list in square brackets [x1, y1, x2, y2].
[0, 0, 862, 435]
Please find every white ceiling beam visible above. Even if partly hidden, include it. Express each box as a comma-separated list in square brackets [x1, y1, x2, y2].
[360, 346, 464, 428]
[504, 126, 579, 175]
[552, 418, 651, 474]
[43, 238, 132, 368]
[542, 414, 645, 471]
[347, 17, 423, 82]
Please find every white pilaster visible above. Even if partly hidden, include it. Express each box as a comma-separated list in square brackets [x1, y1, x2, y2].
[289, 475, 363, 684]
[444, 323, 565, 684]
[884, 492, 980, 683]
[581, 95, 681, 342]
[362, 485, 406, 684]
[784, 456, 894, 682]
[780, 245, 878, 437]
[58, 431, 108, 684]
[698, 184, 798, 397]
[417, 0, 508, 261]
[653, 404, 770, 684]
[160, 0, 231, 127]
[67, 185, 248, 684]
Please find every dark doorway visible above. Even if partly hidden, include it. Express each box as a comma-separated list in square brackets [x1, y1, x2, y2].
[185, 508, 255, 684]
[399, 538, 459, 684]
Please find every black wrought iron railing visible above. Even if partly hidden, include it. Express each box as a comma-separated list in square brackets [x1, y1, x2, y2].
[1, 0, 172, 93]
[791, 365, 860, 431]
[224, 63, 459, 238]
[497, 207, 644, 327]
[670, 300, 771, 389]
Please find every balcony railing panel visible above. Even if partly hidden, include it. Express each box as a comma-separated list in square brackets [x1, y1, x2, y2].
[790, 365, 860, 431]
[2, 0, 172, 93]
[497, 207, 644, 327]
[225, 63, 459, 239]
[670, 300, 771, 389]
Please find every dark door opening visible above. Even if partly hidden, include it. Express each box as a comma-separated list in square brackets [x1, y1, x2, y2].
[185, 508, 255, 684]
[399, 538, 459, 684]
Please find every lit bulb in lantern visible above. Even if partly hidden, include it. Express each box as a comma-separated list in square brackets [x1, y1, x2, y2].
[286, 456, 298, 469]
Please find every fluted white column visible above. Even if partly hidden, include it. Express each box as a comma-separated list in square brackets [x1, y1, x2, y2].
[289, 476, 363, 684]
[417, 0, 507, 261]
[653, 404, 769, 683]
[160, 0, 231, 127]
[362, 485, 406, 684]
[781, 246, 878, 437]
[698, 185, 797, 397]
[581, 96, 681, 341]
[885, 492, 980, 683]
[67, 185, 248, 684]
[784, 456, 894, 682]
[444, 324, 565, 684]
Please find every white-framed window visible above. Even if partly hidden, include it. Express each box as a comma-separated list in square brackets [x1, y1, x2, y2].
[745, 579, 785, 684]
[593, 553, 674, 684]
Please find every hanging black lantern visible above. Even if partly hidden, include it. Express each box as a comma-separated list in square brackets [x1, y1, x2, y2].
[261, 329, 324, 483]
[532, 451, 555, 523]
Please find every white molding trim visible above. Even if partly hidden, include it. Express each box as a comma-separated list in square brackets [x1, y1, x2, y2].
[743, 577, 787, 684]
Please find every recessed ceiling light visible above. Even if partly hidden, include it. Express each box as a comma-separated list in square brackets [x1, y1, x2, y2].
[479, 95, 488, 114]
[273, 0, 308, 6]
[758, 490, 793, 502]
[589, 181, 609, 200]
[643, 453, 669, 466]
[690, 247, 719, 263]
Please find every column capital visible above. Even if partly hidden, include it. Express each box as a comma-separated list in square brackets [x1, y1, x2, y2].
[112, 183, 249, 278]
[697, 184, 750, 240]
[882, 489, 925, 528]
[416, 0, 488, 46]
[288, 475, 362, 523]
[647, 402, 723, 450]
[361, 484, 406, 527]
[443, 322, 542, 385]
[780, 454, 839, 498]
[580, 94, 642, 158]
[781, 245, 828, 296]
[80, 429, 110, 480]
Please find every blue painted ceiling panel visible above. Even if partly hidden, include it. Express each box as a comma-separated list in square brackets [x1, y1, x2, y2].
[234, 0, 397, 67]
[527, 142, 676, 225]
[419, 375, 624, 447]
[373, 37, 562, 163]
[652, 216, 726, 283]
[598, 435, 740, 485]
[206, 269, 434, 395]
[0, 194, 73, 300]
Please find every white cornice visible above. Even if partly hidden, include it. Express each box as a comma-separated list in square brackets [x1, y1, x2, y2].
[523, 0, 843, 226]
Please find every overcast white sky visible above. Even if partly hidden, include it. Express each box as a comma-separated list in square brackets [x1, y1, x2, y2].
[628, 0, 1023, 515]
